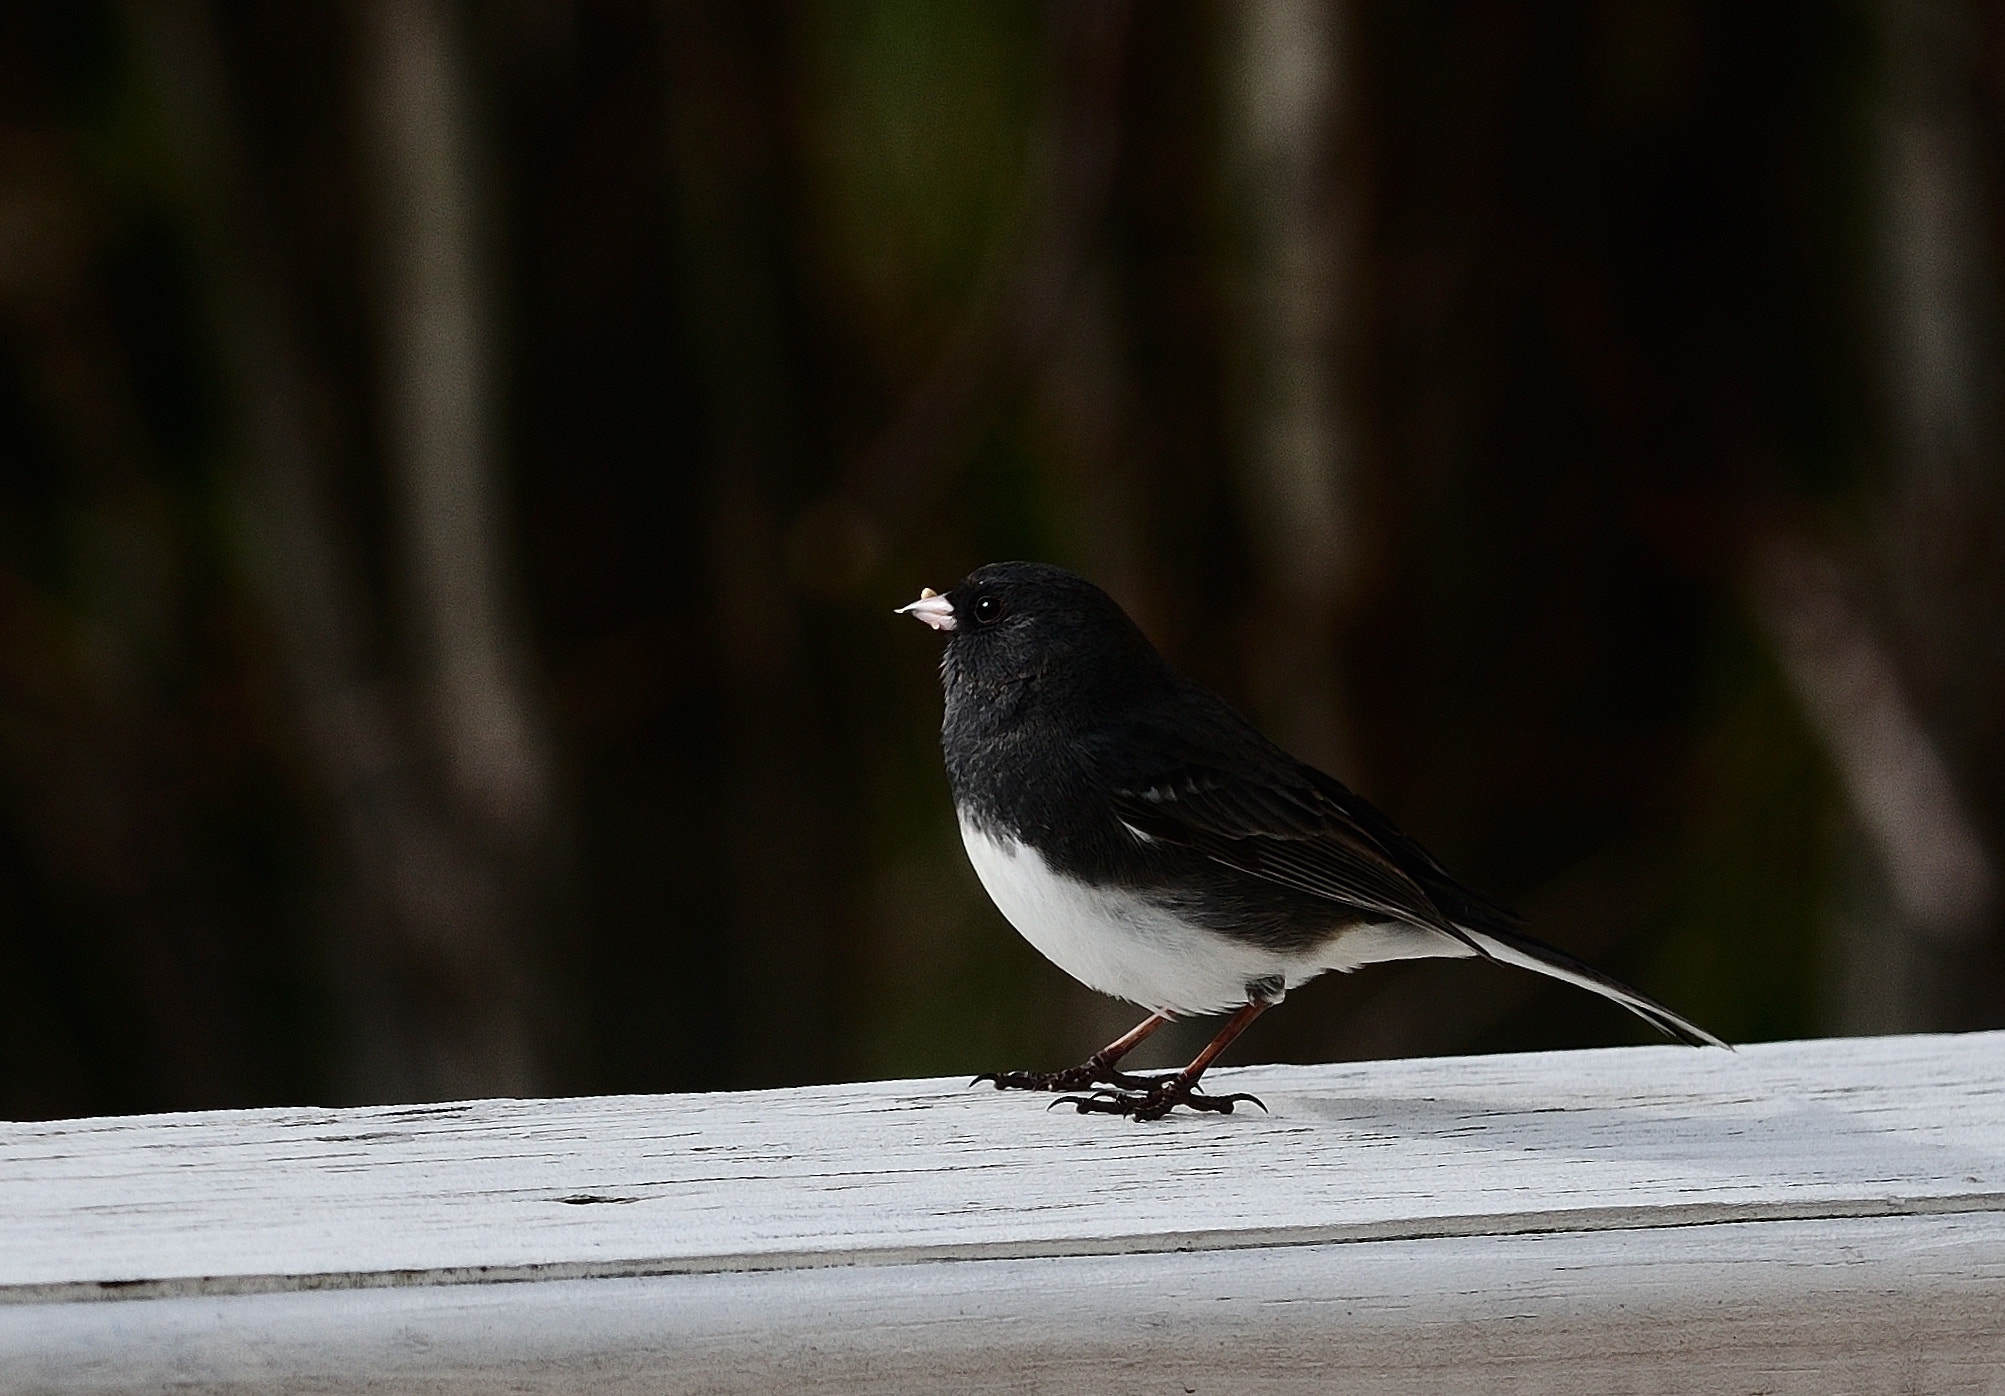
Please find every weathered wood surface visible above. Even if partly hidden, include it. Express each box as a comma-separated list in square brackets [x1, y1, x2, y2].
[2, 1032, 2002, 1393]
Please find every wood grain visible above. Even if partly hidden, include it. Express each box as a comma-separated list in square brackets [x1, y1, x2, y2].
[2, 1032, 2002, 1393]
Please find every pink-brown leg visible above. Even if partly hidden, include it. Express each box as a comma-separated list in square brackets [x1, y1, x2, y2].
[1058, 998, 1273, 1121]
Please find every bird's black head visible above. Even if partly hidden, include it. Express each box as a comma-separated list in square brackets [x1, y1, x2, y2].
[898, 562, 1173, 735]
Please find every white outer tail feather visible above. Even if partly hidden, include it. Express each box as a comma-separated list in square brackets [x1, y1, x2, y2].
[1460, 927, 1730, 1050]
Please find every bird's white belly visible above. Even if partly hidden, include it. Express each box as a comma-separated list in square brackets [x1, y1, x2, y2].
[958, 816, 1440, 1015]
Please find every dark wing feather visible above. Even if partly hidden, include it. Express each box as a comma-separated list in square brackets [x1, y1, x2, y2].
[1079, 689, 1489, 946]
[1291, 764, 1525, 934]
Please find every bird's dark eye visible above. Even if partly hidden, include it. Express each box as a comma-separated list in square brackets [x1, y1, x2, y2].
[971, 593, 1003, 625]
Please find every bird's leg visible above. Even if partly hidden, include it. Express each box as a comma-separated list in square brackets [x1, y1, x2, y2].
[975, 1011, 1174, 1093]
[1058, 997, 1273, 1121]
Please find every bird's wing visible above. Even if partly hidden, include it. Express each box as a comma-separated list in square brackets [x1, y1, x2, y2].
[1079, 692, 1484, 944]
[1080, 688, 1727, 1049]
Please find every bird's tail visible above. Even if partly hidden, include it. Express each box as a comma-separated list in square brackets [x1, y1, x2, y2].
[1459, 924, 1728, 1049]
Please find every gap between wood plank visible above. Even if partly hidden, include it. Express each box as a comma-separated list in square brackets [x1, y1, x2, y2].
[9, 1192, 2004, 1307]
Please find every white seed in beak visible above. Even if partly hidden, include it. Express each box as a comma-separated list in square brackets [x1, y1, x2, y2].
[897, 588, 957, 632]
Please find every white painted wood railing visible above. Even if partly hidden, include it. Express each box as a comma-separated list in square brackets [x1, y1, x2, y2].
[3, 1032, 2002, 1394]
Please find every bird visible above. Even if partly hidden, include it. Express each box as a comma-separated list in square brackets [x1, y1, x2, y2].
[898, 561, 1725, 1121]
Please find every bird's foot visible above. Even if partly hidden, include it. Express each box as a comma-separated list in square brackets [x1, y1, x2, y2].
[974, 1063, 1171, 1093]
[1052, 1078, 1267, 1122]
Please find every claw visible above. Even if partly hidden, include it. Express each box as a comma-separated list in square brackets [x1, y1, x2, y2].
[1053, 1091, 1123, 1114]
[1040, 1080, 1269, 1121]
[1181, 1091, 1267, 1116]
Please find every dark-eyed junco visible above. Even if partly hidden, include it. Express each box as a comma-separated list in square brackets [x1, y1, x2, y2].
[901, 561, 1724, 1121]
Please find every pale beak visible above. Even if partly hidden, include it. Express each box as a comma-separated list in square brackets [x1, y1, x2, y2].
[896, 586, 957, 632]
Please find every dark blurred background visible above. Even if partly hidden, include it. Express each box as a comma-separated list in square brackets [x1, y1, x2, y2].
[3, 0, 2002, 1121]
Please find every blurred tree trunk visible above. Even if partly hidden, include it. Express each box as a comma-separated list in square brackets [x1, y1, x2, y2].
[357, 0, 549, 843]
[1221, 0, 1361, 777]
[1209, 0, 1372, 1068]
[125, 0, 550, 1103]
[354, 0, 558, 1082]
[1805, 0, 2005, 1031]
